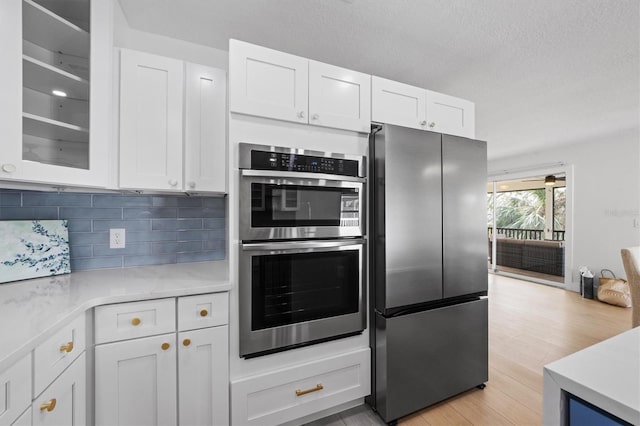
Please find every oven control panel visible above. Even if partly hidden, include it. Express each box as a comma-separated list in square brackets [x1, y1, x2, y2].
[250, 150, 360, 177]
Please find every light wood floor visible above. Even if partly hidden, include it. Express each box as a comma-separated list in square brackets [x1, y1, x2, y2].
[306, 274, 632, 426]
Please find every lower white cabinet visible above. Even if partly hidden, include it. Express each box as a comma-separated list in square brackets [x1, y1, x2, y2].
[10, 408, 31, 426]
[231, 348, 370, 426]
[178, 327, 229, 426]
[0, 354, 31, 426]
[95, 333, 178, 426]
[94, 293, 229, 426]
[32, 353, 86, 426]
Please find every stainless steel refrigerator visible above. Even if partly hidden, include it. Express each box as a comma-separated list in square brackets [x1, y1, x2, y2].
[367, 124, 488, 424]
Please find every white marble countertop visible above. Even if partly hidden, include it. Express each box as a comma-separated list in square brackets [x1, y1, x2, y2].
[543, 327, 640, 425]
[0, 261, 230, 372]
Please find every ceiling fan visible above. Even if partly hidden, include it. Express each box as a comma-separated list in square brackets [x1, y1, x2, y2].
[522, 175, 566, 185]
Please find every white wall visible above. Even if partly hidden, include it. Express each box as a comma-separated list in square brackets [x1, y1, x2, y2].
[489, 127, 640, 288]
[113, 1, 229, 69]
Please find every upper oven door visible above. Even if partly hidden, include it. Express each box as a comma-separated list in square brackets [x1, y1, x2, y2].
[240, 170, 365, 241]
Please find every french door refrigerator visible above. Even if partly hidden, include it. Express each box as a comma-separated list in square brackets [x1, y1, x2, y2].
[367, 124, 488, 424]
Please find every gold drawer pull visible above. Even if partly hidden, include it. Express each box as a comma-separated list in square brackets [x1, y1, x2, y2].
[40, 398, 57, 412]
[131, 317, 141, 326]
[59, 342, 74, 353]
[161, 342, 170, 350]
[199, 309, 208, 317]
[183, 338, 191, 346]
[295, 384, 324, 397]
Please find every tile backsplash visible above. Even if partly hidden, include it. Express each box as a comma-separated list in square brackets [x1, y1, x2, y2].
[0, 189, 226, 271]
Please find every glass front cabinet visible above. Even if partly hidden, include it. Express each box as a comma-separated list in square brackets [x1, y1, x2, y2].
[0, 0, 112, 187]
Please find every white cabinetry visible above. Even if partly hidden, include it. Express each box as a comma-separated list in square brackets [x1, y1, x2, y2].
[230, 39, 371, 133]
[231, 348, 370, 426]
[119, 49, 227, 193]
[32, 353, 86, 426]
[372, 76, 475, 138]
[0, 354, 31, 426]
[95, 293, 229, 426]
[0, 0, 112, 187]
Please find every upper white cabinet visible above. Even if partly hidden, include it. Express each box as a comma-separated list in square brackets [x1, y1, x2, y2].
[0, 0, 112, 187]
[372, 76, 475, 139]
[229, 39, 371, 133]
[119, 49, 227, 193]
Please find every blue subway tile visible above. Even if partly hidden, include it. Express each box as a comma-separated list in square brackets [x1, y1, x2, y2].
[123, 208, 177, 219]
[93, 194, 152, 208]
[69, 232, 109, 245]
[177, 197, 202, 207]
[93, 220, 151, 232]
[152, 196, 178, 207]
[60, 207, 122, 219]
[93, 243, 151, 257]
[0, 193, 21, 206]
[151, 219, 202, 231]
[152, 241, 202, 254]
[203, 239, 225, 251]
[66, 219, 92, 232]
[202, 206, 225, 218]
[177, 251, 223, 263]
[124, 254, 177, 267]
[202, 197, 225, 208]
[206, 229, 225, 239]
[22, 193, 91, 207]
[69, 245, 93, 258]
[127, 231, 176, 242]
[71, 257, 122, 271]
[178, 208, 208, 218]
[0, 207, 59, 220]
[203, 218, 225, 229]
[176, 230, 207, 241]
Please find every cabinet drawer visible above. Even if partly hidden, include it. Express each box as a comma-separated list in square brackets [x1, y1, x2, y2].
[95, 298, 175, 344]
[33, 314, 85, 398]
[178, 292, 228, 331]
[231, 348, 370, 426]
[32, 353, 86, 426]
[0, 354, 31, 426]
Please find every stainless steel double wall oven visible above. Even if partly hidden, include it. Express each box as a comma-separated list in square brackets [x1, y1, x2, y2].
[239, 143, 366, 358]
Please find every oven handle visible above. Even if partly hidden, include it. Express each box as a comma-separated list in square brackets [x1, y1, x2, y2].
[241, 238, 366, 251]
[241, 169, 366, 183]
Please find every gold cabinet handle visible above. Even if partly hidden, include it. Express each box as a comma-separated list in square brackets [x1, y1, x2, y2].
[59, 342, 74, 353]
[40, 398, 57, 412]
[295, 384, 324, 396]
[183, 338, 191, 347]
[199, 309, 208, 317]
[161, 342, 170, 350]
[131, 317, 141, 326]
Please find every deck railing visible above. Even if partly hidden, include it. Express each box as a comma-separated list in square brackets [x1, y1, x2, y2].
[487, 227, 565, 241]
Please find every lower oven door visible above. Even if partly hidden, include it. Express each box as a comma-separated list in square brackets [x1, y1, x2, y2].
[239, 239, 366, 358]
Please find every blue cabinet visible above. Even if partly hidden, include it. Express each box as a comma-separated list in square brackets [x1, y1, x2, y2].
[568, 394, 631, 426]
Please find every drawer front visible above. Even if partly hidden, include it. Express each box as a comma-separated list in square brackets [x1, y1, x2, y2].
[33, 314, 86, 398]
[178, 292, 228, 331]
[94, 298, 175, 344]
[32, 353, 86, 426]
[231, 348, 370, 426]
[0, 354, 31, 426]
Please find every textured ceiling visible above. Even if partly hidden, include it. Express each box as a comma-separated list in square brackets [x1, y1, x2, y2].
[117, 0, 640, 160]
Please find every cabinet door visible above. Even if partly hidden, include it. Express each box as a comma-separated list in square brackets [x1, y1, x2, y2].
[119, 49, 184, 191]
[308, 61, 371, 133]
[32, 353, 86, 426]
[0, 354, 31, 426]
[0, 0, 112, 188]
[425, 90, 475, 138]
[229, 39, 308, 124]
[371, 76, 426, 130]
[178, 326, 229, 426]
[185, 64, 227, 193]
[95, 334, 177, 426]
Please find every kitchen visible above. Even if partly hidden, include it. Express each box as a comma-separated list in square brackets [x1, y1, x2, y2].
[0, 1, 638, 426]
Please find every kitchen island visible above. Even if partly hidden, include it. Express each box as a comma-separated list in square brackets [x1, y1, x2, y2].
[543, 327, 640, 425]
